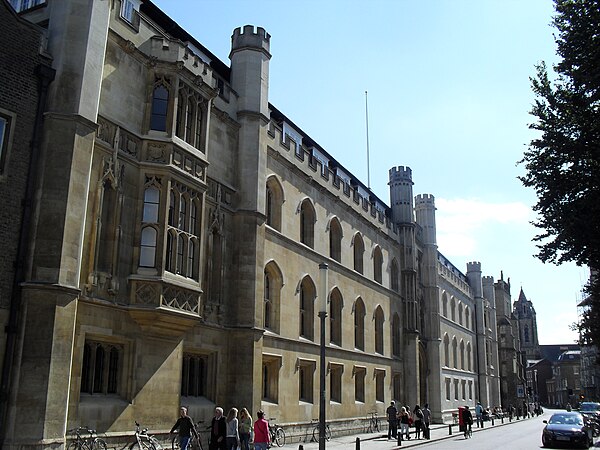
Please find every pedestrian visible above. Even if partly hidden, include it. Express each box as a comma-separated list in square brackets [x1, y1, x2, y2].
[238, 408, 253, 450]
[209, 407, 227, 450]
[170, 406, 199, 450]
[461, 405, 473, 436]
[225, 408, 240, 450]
[421, 404, 431, 439]
[253, 410, 271, 450]
[386, 401, 398, 439]
[398, 406, 410, 440]
[412, 405, 423, 439]
[475, 401, 483, 428]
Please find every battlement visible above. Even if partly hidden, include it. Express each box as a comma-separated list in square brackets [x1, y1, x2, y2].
[466, 261, 481, 271]
[482, 275, 495, 285]
[388, 166, 413, 183]
[231, 25, 271, 54]
[415, 193, 435, 205]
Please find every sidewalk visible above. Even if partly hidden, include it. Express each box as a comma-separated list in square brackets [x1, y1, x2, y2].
[294, 416, 535, 450]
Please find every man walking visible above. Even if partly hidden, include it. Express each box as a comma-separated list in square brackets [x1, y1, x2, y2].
[386, 401, 398, 439]
[475, 401, 483, 428]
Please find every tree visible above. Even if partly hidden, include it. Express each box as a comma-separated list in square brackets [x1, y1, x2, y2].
[519, 0, 600, 349]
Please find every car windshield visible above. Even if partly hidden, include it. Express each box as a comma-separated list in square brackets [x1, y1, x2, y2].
[580, 402, 600, 412]
[549, 414, 584, 425]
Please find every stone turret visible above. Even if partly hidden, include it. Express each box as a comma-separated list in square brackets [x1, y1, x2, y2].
[415, 194, 436, 245]
[230, 25, 271, 118]
[389, 166, 414, 224]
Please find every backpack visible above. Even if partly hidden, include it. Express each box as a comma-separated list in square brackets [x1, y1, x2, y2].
[416, 409, 423, 419]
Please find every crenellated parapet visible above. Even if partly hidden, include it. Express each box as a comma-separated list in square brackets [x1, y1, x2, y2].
[231, 25, 271, 56]
[415, 193, 435, 205]
[266, 117, 397, 235]
[389, 165, 413, 183]
[482, 275, 495, 286]
[467, 261, 482, 272]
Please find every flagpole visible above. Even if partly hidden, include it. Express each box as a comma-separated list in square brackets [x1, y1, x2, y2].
[365, 90, 371, 190]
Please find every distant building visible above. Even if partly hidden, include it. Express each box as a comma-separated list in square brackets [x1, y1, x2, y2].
[513, 288, 541, 360]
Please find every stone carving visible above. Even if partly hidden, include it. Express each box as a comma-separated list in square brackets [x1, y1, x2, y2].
[147, 142, 167, 162]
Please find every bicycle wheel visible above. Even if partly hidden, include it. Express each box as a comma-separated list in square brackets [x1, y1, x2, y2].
[274, 428, 286, 447]
[325, 426, 331, 441]
[91, 438, 107, 450]
[172, 436, 180, 450]
[68, 442, 90, 450]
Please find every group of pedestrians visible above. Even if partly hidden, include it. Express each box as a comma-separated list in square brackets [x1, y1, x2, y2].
[386, 401, 431, 441]
[170, 406, 272, 450]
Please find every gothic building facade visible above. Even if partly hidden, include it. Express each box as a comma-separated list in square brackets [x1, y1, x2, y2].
[1, 1, 519, 448]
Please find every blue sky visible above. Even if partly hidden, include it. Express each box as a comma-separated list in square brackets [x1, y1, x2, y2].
[152, 0, 589, 344]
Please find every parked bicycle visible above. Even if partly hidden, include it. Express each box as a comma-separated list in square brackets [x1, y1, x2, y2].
[268, 418, 286, 446]
[171, 420, 204, 450]
[366, 412, 380, 433]
[66, 426, 107, 450]
[303, 418, 330, 443]
[125, 422, 163, 450]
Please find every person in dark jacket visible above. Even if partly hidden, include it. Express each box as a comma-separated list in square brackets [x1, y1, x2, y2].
[209, 406, 227, 450]
[170, 406, 198, 450]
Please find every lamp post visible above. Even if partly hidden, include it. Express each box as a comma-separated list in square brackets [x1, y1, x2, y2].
[318, 263, 329, 450]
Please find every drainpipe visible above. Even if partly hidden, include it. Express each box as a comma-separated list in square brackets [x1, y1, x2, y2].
[0, 62, 55, 447]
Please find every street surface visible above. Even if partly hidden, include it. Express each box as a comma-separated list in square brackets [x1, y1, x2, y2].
[295, 409, 598, 450]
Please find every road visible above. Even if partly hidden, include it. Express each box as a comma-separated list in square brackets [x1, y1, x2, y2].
[297, 408, 598, 450]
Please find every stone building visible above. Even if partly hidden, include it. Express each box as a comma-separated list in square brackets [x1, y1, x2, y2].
[1, 0, 511, 448]
[513, 288, 541, 360]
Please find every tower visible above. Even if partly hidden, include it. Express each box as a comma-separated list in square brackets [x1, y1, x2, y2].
[513, 288, 541, 360]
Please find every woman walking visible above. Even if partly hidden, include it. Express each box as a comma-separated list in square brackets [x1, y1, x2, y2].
[225, 408, 240, 450]
[238, 408, 253, 450]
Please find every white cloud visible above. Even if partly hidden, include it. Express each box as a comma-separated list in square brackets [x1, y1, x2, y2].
[435, 197, 532, 258]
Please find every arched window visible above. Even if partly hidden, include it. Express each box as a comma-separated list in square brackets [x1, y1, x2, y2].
[442, 293, 448, 317]
[467, 343, 472, 371]
[166, 186, 201, 280]
[329, 217, 342, 262]
[175, 82, 205, 149]
[374, 306, 385, 354]
[329, 288, 343, 346]
[392, 313, 401, 357]
[458, 303, 463, 326]
[460, 340, 465, 370]
[452, 337, 458, 369]
[443, 334, 450, 367]
[524, 325, 530, 342]
[354, 298, 366, 350]
[465, 307, 470, 331]
[264, 262, 283, 333]
[390, 258, 399, 292]
[265, 176, 284, 232]
[451, 298, 456, 322]
[299, 200, 315, 249]
[373, 246, 383, 284]
[353, 234, 364, 274]
[150, 84, 169, 131]
[299, 277, 316, 340]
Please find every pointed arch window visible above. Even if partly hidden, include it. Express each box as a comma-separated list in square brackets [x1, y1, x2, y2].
[442, 294, 448, 317]
[458, 303, 463, 326]
[329, 218, 342, 262]
[373, 246, 383, 284]
[150, 84, 169, 132]
[443, 334, 450, 367]
[353, 234, 364, 274]
[374, 306, 385, 354]
[467, 343, 472, 371]
[392, 313, 401, 357]
[465, 308, 470, 331]
[299, 277, 315, 340]
[175, 81, 206, 150]
[390, 258, 399, 292]
[460, 340, 465, 370]
[354, 298, 366, 351]
[265, 177, 284, 231]
[452, 337, 458, 369]
[329, 289, 343, 346]
[264, 262, 283, 333]
[300, 200, 315, 248]
[451, 297, 456, 321]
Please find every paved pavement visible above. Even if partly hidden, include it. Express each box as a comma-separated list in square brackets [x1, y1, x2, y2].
[294, 415, 537, 450]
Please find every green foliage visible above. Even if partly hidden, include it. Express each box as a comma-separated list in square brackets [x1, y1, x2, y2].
[520, 0, 600, 348]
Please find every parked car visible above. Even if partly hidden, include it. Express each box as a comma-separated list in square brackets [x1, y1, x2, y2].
[542, 412, 593, 448]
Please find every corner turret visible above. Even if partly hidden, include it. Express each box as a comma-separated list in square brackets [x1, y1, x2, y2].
[415, 193, 436, 245]
[388, 166, 414, 224]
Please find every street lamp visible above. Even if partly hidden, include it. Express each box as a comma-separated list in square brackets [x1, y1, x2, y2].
[318, 263, 329, 450]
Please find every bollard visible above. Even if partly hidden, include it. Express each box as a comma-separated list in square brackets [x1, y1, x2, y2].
[449, 424, 452, 435]
[501, 417, 504, 424]
[397, 434, 401, 446]
[355, 437, 360, 450]
[491, 418, 494, 426]
[299, 445, 304, 450]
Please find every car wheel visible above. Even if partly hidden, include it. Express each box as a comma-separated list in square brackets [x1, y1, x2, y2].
[542, 435, 551, 448]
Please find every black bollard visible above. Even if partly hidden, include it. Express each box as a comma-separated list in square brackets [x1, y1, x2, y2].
[397, 434, 401, 446]
[299, 445, 304, 450]
[355, 437, 360, 450]
[491, 418, 494, 426]
[449, 424, 452, 435]
[501, 417, 504, 424]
